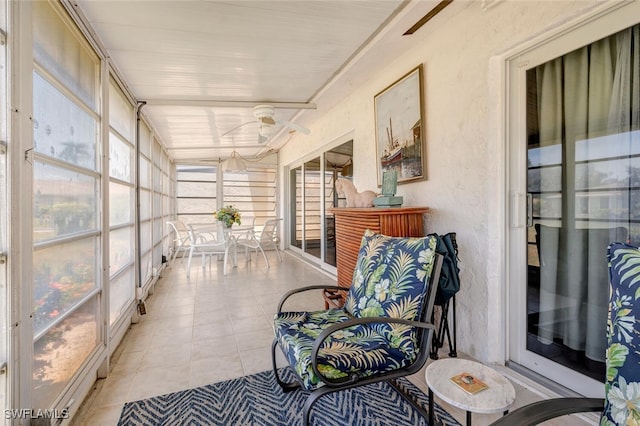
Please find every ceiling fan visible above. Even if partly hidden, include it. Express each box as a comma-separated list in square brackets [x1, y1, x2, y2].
[253, 104, 310, 140]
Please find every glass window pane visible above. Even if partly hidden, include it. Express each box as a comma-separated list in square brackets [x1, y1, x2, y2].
[153, 217, 162, 243]
[0, 145, 5, 253]
[575, 156, 639, 190]
[291, 167, 302, 249]
[109, 181, 133, 226]
[109, 132, 132, 182]
[154, 165, 161, 192]
[0, 31, 6, 140]
[109, 80, 133, 140]
[139, 121, 151, 158]
[304, 158, 321, 259]
[140, 220, 152, 254]
[163, 195, 170, 219]
[140, 189, 151, 221]
[33, 237, 98, 336]
[176, 198, 216, 215]
[139, 156, 150, 189]
[527, 165, 561, 193]
[177, 166, 216, 182]
[33, 297, 98, 410]
[33, 73, 97, 170]
[177, 181, 216, 198]
[33, 1, 98, 109]
[141, 251, 152, 285]
[153, 244, 162, 270]
[109, 267, 134, 326]
[177, 214, 217, 227]
[34, 161, 97, 241]
[154, 193, 161, 219]
[223, 164, 277, 226]
[110, 227, 134, 276]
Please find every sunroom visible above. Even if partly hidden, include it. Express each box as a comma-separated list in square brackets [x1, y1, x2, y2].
[1, 0, 639, 425]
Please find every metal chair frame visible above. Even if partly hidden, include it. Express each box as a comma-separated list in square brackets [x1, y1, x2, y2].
[185, 223, 236, 276]
[166, 220, 190, 262]
[259, 218, 283, 262]
[271, 253, 443, 426]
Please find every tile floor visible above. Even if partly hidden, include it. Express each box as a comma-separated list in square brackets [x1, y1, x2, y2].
[71, 250, 597, 425]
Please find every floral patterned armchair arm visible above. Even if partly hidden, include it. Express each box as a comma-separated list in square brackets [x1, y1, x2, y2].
[276, 285, 346, 313]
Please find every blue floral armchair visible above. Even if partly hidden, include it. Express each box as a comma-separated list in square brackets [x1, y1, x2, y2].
[271, 230, 443, 426]
[490, 241, 640, 425]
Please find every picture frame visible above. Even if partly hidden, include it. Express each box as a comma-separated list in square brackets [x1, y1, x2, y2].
[374, 64, 425, 185]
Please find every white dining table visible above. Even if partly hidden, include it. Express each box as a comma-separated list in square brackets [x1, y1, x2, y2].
[190, 223, 256, 259]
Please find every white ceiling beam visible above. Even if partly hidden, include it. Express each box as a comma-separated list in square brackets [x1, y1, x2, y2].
[143, 99, 317, 109]
[166, 145, 267, 150]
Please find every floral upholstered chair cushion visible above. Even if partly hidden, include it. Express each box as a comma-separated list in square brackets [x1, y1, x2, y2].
[273, 230, 437, 391]
[602, 242, 640, 425]
[343, 231, 437, 354]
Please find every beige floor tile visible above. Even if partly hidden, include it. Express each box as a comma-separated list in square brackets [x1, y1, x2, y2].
[234, 329, 274, 352]
[239, 345, 274, 376]
[91, 373, 135, 407]
[72, 251, 595, 426]
[191, 337, 238, 361]
[192, 320, 234, 340]
[139, 345, 191, 371]
[109, 351, 143, 375]
[189, 355, 244, 388]
[79, 404, 124, 426]
[126, 365, 191, 401]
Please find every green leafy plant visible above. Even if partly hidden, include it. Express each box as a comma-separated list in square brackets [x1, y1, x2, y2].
[215, 205, 241, 228]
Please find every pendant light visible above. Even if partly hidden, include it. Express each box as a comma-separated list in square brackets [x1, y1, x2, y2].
[222, 150, 247, 172]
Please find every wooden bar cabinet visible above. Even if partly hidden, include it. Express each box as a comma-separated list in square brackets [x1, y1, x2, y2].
[326, 206, 430, 307]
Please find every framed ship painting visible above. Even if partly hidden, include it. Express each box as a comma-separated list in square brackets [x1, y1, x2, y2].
[374, 64, 425, 185]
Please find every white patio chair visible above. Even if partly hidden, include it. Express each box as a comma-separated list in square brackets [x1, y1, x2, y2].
[235, 224, 270, 268]
[186, 223, 236, 276]
[166, 220, 190, 262]
[259, 218, 283, 262]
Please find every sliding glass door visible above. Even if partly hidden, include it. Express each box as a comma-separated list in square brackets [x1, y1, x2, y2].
[288, 141, 352, 269]
[304, 158, 322, 259]
[509, 11, 640, 396]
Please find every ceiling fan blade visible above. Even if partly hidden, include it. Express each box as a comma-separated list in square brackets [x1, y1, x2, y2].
[278, 119, 310, 135]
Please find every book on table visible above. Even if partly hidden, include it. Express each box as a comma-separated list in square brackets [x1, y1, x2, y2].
[450, 372, 488, 394]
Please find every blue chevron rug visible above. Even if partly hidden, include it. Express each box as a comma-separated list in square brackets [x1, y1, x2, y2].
[117, 368, 461, 426]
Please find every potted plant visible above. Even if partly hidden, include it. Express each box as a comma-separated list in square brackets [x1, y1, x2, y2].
[215, 205, 241, 228]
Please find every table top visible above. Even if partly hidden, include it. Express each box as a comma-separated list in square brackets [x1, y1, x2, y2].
[425, 358, 516, 414]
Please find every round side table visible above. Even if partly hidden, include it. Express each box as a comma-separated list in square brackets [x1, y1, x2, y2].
[425, 358, 516, 426]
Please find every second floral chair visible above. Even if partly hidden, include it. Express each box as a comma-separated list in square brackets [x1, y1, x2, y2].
[490, 241, 640, 425]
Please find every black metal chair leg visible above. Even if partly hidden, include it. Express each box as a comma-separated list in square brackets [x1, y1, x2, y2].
[449, 296, 457, 357]
[303, 387, 334, 426]
[430, 308, 440, 359]
[271, 339, 301, 392]
[429, 387, 435, 426]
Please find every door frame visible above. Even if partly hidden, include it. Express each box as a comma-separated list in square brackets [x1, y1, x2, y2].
[502, 1, 640, 397]
[284, 132, 354, 274]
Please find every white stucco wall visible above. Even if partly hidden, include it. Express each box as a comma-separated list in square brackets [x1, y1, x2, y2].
[277, 0, 626, 364]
